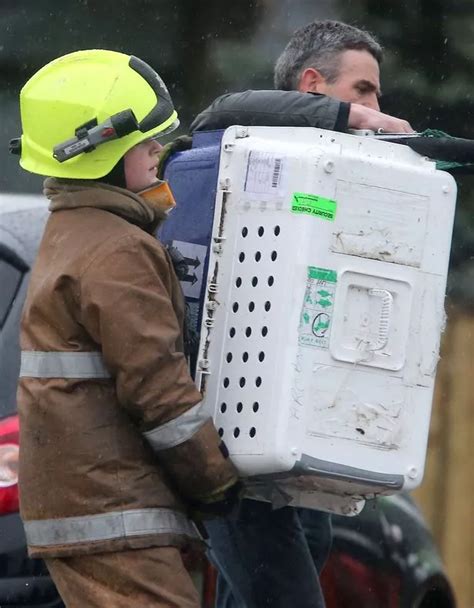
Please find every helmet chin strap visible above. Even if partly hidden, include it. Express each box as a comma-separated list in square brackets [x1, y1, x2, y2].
[99, 157, 126, 188]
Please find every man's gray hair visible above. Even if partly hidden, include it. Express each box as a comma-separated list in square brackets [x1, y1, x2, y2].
[274, 20, 383, 91]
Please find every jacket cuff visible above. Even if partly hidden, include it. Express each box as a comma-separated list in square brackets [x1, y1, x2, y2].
[146, 417, 239, 502]
[334, 102, 351, 132]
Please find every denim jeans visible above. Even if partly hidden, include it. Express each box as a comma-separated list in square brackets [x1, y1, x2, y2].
[205, 499, 332, 608]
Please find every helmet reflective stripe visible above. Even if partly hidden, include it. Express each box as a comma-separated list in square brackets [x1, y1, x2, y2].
[14, 49, 178, 180]
[24, 508, 200, 547]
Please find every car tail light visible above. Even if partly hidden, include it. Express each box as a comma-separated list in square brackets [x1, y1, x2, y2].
[321, 551, 401, 608]
[0, 415, 20, 514]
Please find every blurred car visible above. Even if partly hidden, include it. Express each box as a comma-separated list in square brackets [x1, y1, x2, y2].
[0, 194, 62, 607]
[321, 493, 456, 608]
[0, 193, 456, 608]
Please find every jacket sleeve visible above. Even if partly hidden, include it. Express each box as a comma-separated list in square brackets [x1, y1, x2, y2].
[79, 233, 239, 502]
[190, 89, 350, 133]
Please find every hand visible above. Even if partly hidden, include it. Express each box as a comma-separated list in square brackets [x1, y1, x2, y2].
[190, 480, 244, 520]
[348, 103, 415, 133]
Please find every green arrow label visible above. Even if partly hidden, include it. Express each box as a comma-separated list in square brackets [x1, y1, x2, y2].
[298, 266, 337, 350]
[291, 192, 337, 221]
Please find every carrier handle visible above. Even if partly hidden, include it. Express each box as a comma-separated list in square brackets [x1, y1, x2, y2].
[367, 288, 393, 351]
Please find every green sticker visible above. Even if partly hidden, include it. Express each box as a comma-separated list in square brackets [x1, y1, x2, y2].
[299, 267, 337, 349]
[307, 267, 337, 283]
[291, 192, 337, 221]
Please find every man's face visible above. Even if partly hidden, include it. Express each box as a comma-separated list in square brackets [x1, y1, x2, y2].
[299, 49, 381, 111]
[124, 138, 162, 193]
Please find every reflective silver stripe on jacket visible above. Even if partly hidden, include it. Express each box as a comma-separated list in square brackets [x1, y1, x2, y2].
[24, 508, 200, 547]
[144, 403, 209, 451]
[20, 351, 111, 379]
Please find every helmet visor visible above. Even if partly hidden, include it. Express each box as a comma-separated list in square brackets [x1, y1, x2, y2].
[149, 118, 180, 140]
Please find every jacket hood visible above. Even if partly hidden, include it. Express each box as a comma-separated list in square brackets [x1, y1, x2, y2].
[43, 177, 167, 233]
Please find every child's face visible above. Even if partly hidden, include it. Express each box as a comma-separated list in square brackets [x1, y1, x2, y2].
[124, 138, 162, 192]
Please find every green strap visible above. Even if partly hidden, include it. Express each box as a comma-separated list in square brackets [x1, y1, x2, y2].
[419, 128, 474, 171]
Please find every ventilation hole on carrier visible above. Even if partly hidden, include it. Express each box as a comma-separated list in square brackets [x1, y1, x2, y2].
[251, 276, 258, 287]
[249, 427, 256, 438]
[261, 326, 268, 337]
[255, 377, 262, 387]
[236, 402, 243, 413]
[232, 302, 239, 313]
[258, 226, 264, 237]
[233, 427, 240, 438]
[274, 225, 281, 236]
[242, 352, 249, 362]
[255, 251, 261, 262]
[264, 301, 271, 312]
[253, 402, 259, 413]
[235, 277, 242, 288]
[223, 377, 230, 388]
[226, 352, 233, 363]
[248, 301, 255, 312]
[239, 252, 245, 263]
[245, 327, 252, 337]
[229, 327, 236, 338]
[258, 351, 265, 362]
[220, 403, 227, 413]
[239, 377, 246, 388]
[218, 428, 224, 437]
[242, 227, 248, 237]
[267, 276, 274, 287]
[271, 251, 278, 261]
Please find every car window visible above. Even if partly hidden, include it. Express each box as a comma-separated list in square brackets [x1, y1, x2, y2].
[0, 254, 23, 329]
[0, 245, 28, 418]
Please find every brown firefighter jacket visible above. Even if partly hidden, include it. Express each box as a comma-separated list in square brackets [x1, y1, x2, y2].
[17, 178, 238, 558]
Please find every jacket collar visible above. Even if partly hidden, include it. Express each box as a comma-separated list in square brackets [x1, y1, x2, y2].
[43, 178, 167, 233]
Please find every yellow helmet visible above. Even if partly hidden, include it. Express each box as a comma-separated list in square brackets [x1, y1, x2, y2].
[10, 49, 179, 179]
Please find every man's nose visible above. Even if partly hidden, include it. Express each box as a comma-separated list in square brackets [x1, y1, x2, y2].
[364, 95, 380, 112]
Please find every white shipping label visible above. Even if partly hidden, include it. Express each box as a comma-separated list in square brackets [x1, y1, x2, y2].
[244, 150, 287, 198]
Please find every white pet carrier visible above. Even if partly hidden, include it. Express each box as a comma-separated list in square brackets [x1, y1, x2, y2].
[195, 126, 456, 515]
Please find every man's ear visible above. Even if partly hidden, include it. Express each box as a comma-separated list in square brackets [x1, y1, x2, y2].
[298, 67, 327, 93]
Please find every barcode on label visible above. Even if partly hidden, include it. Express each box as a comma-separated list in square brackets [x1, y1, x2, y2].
[272, 158, 282, 188]
[244, 150, 286, 196]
